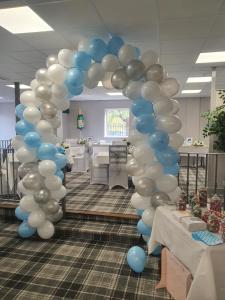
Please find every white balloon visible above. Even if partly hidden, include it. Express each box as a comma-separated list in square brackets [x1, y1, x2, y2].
[45, 175, 62, 191]
[11, 135, 25, 150]
[168, 187, 182, 203]
[23, 106, 41, 124]
[126, 158, 145, 176]
[144, 163, 163, 180]
[36, 68, 51, 85]
[18, 180, 34, 196]
[20, 195, 39, 212]
[36, 120, 53, 136]
[170, 99, 180, 114]
[131, 192, 152, 209]
[133, 144, 154, 165]
[78, 39, 90, 52]
[128, 129, 148, 145]
[102, 72, 114, 90]
[169, 133, 184, 149]
[47, 64, 66, 84]
[125, 81, 143, 100]
[156, 175, 178, 193]
[118, 44, 137, 66]
[142, 207, 156, 226]
[28, 209, 46, 228]
[141, 50, 158, 68]
[160, 78, 180, 97]
[84, 73, 98, 89]
[157, 115, 182, 134]
[47, 116, 61, 129]
[141, 81, 160, 101]
[20, 91, 40, 107]
[101, 54, 120, 72]
[142, 235, 150, 243]
[38, 160, 57, 177]
[51, 186, 67, 201]
[153, 99, 173, 116]
[88, 63, 104, 82]
[37, 220, 55, 239]
[16, 147, 37, 163]
[30, 79, 39, 91]
[51, 97, 70, 111]
[42, 133, 58, 145]
[51, 84, 68, 98]
[58, 49, 74, 68]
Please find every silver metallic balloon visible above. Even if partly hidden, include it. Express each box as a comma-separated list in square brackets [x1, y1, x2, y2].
[145, 64, 164, 83]
[40, 102, 57, 119]
[35, 68, 51, 85]
[111, 68, 129, 89]
[126, 158, 144, 176]
[126, 59, 145, 81]
[18, 162, 38, 178]
[46, 54, 58, 68]
[47, 208, 63, 223]
[135, 177, 155, 197]
[22, 172, 42, 191]
[44, 200, 59, 214]
[151, 191, 171, 208]
[35, 84, 52, 101]
[34, 189, 50, 204]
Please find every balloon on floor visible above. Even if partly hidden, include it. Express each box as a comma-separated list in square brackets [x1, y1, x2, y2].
[13, 36, 182, 248]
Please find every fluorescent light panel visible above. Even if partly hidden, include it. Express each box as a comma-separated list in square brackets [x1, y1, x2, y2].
[98, 82, 103, 87]
[187, 76, 212, 83]
[0, 6, 53, 34]
[107, 92, 123, 96]
[6, 84, 30, 89]
[181, 90, 201, 94]
[196, 51, 225, 63]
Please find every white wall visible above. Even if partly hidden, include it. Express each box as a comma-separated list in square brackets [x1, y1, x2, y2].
[62, 97, 210, 143]
[0, 103, 15, 140]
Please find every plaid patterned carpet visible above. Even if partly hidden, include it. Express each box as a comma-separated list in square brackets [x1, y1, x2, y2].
[0, 221, 172, 300]
[65, 172, 136, 216]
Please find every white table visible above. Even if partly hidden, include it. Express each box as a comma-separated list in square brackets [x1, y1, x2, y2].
[148, 206, 225, 300]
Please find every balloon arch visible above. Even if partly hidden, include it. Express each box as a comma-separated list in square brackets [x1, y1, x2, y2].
[13, 36, 183, 271]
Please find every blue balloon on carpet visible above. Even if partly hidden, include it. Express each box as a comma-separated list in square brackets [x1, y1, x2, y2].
[54, 153, 67, 169]
[15, 120, 34, 136]
[136, 114, 156, 134]
[132, 98, 153, 117]
[18, 221, 36, 238]
[73, 51, 92, 71]
[156, 146, 179, 166]
[151, 245, 162, 256]
[37, 143, 57, 160]
[15, 207, 29, 221]
[127, 246, 147, 273]
[88, 38, 107, 62]
[163, 163, 180, 176]
[136, 209, 144, 216]
[55, 169, 64, 181]
[137, 220, 152, 236]
[149, 130, 169, 150]
[24, 131, 41, 148]
[56, 146, 65, 154]
[108, 36, 124, 55]
[15, 104, 25, 119]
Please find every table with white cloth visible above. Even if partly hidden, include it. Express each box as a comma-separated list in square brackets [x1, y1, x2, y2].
[148, 206, 225, 300]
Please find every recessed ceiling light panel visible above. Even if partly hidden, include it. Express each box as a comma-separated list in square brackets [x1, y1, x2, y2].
[196, 52, 225, 63]
[181, 90, 201, 94]
[187, 77, 212, 83]
[107, 92, 123, 96]
[0, 6, 53, 34]
[6, 84, 30, 89]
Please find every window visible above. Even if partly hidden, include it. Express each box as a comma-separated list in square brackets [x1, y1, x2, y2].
[104, 108, 130, 138]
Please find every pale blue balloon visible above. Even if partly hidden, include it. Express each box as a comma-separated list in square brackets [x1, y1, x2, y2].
[156, 146, 179, 166]
[15, 120, 34, 136]
[68, 85, 83, 96]
[164, 163, 180, 176]
[88, 37, 107, 62]
[107, 36, 124, 56]
[136, 209, 144, 216]
[73, 51, 92, 71]
[149, 130, 169, 150]
[136, 114, 156, 134]
[15, 104, 25, 119]
[18, 221, 36, 238]
[127, 246, 147, 273]
[137, 220, 152, 236]
[55, 169, 64, 181]
[54, 153, 67, 169]
[66, 68, 84, 87]
[132, 98, 153, 117]
[15, 207, 29, 221]
[37, 143, 57, 160]
[24, 131, 41, 148]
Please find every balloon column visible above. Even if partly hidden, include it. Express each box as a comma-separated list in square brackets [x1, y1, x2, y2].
[13, 36, 183, 246]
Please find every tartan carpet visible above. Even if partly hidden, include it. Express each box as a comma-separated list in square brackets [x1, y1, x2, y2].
[0, 221, 172, 300]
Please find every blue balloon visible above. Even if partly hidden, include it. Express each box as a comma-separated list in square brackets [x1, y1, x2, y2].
[88, 38, 107, 62]
[24, 131, 41, 148]
[54, 153, 67, 169]
[164, 163, 180, 176]
[127, 246, 147, 273]
[15, 104, 25, 119]
[55, 169, 64, 181]
[37, 143, 57, 160]
[136, 114, 156, 134]
[56, 146, 65, 154]
[68, 84, 83, 96]
[137, 220, 152, 236]
[132, 98, 153, 117]
[136, 209, 144, 216]
[135, 47, 141, 58]
[156, 146, 179, 166]
[108, 36, 124, 55]
[15, 120, 34, 136]
[66, 68, 84, 87]
[15, 207, 29, 221]
[18, 221, 36, 238]
[152, 245, 162, 256]
[73, 51, 92, 71]
[149, 130, 169, 150]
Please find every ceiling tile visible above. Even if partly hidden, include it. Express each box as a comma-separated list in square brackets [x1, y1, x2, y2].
[10, 50, 46, 64]
[161, 53, 195, 65]
[160, 38, 204, 54]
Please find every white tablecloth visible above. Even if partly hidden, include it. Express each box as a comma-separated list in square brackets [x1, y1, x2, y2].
[148, 206, 225, 300]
